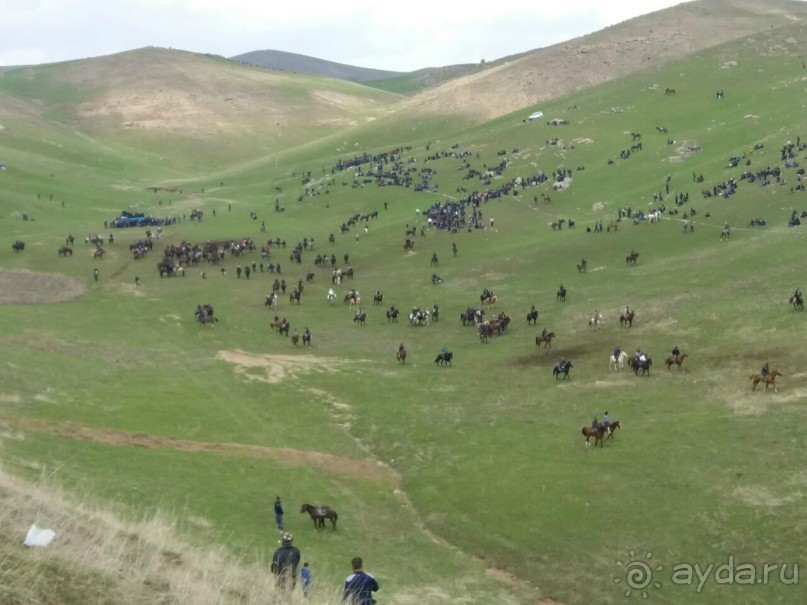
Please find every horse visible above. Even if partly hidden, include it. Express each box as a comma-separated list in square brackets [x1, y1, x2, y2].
[265, 292, 277, 309]
[195, 304, 218, 325]
[291, 331, 300, 346]
[526, 308, 539, 325]
[619, 311, 635, 327]
[434, 351, 453, 366]
[373, 291, 384, 305]
[327, 290, 336, 305]
[720, 227, 731, 241]
[396, 348, 407, 364]
[790, 295, 804, 311]
[589, 313, 603, 330]
[300, 504, 338, 530]
[302, 329, 312, 346]
[93, 247, 105, 259]
[665, 353, 688, 371]
[609, 351, 629, 371]
[12, 240, 25, 253]
[626, 251, 639, 265]
[535, 332, 555, 348]
[386, 306, 399, 322]
[750, 369, 782, 392]
[553, 360, 573, 380]
[289, 289, 301, 304]
[482, 295, 497, 306]
[581, 426, 607, 447]
[577, 260, 587, 273]
[353, 310, 367, 325]
[551, 219, 566, 231]
[630, 356, 652, 376]
[58, 245, 72, 256]
[557, 287, 567, 302]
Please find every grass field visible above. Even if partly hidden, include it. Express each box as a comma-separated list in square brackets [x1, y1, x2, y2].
[2, 25, 807, 605]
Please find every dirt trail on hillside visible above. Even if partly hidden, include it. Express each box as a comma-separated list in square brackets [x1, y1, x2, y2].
[0, 415, 395, 484]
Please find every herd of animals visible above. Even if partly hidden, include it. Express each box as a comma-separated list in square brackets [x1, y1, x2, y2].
[12, 124, 804, 452]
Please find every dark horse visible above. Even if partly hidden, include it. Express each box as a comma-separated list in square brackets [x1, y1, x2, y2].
[526, 308, 539, 325]
[300, 503, 338, 529]
[790, 295, 804, 311]
[553, 360, 573, 380]
[435, 351, 453, 366]
[626, 251, 639, 265]
[619, 311, 635, 327]
[536, 332, 555, 348]
[396, 347, 407, 364]
[750, 369, 783, 392]
[630, 356, 652, 376]
[556, 286, 567, 302]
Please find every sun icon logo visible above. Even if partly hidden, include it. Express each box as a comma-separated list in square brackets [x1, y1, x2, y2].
[614, 550, 663, 598]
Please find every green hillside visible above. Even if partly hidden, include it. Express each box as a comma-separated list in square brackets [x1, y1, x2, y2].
[2, 12, 807, 605]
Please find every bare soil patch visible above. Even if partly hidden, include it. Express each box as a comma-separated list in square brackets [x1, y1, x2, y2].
[0, 269, 86, 305]
[216, 350, 350, 383]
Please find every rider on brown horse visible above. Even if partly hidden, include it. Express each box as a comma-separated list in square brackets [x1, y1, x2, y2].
[671, 345, 681, 363]
[761, 362, 770, 378]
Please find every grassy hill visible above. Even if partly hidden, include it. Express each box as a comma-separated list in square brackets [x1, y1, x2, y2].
[2, 2, 807, 604]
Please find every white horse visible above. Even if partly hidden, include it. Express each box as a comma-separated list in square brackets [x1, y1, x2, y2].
[609, 351, 628, 371]
[589, 313, 604, 330]
[327, 289, 336, 305]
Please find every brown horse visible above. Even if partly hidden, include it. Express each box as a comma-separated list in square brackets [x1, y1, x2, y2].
[750, 369, 783, 392]
[665, 353, 688, 370]
[535, 332, 555, 348]
[619, 311, 635, 327]
[577, 260, 587, 273]
[396, 348, 407, 364]
[581, 426, 607, 447]
[300, 504, 338, 529]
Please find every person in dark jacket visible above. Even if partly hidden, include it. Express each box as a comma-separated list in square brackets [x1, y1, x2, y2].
[271, 533, 301, 589]
[274, 496, 284, 530]
[343, 557, 379, 604]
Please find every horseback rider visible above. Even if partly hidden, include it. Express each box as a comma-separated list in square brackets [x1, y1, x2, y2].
[672, 345, 681, 361]
[602, 411, 611, 429]
[399, 343, 405, 353]
[761, 362, 770, 377]
[541, 327, 548, 338]
[613, 347, 621, 361]
[440, 346, 451, 358]
[625, 305, 632, 317]
[795, 287, 802, 302]
[592, 416, 600, 431]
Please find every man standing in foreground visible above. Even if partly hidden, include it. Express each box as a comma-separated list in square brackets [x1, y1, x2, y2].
[343, 557, 379, 604]
[271, 533, 301, 590]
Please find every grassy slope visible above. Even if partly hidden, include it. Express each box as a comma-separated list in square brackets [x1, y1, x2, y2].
[2, 23, 807, 605]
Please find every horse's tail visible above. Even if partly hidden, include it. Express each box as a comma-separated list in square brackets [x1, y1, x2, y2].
[333, 511, 338, 523]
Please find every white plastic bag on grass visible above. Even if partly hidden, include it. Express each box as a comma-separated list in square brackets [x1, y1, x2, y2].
[24, 524, 56, 547]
